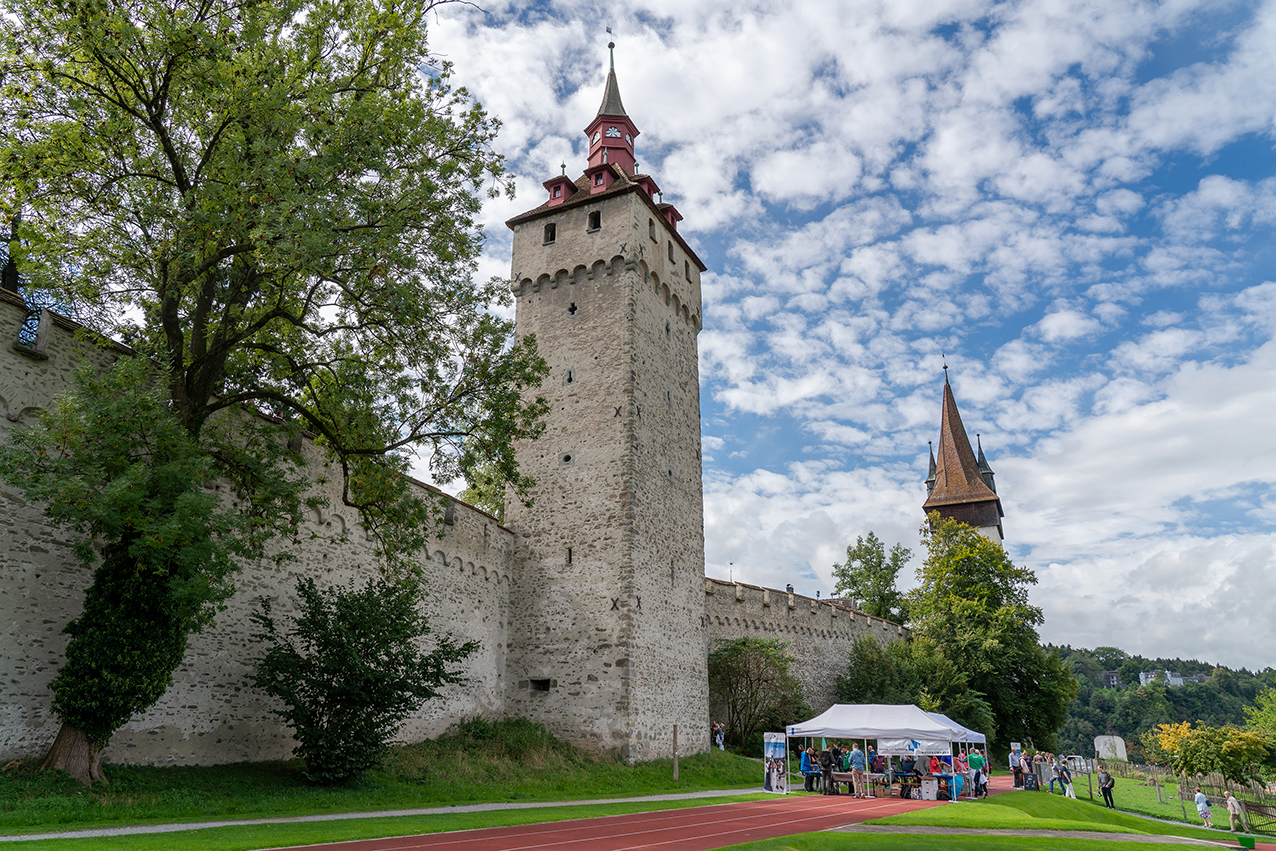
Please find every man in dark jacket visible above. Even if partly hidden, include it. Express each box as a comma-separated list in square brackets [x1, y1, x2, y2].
[818, 747, 835, 795]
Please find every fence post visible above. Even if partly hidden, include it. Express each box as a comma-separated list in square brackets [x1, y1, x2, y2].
[672, 724, 679, 781]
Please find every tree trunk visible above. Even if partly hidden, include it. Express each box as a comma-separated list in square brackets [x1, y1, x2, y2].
[39, 723, 106, 785]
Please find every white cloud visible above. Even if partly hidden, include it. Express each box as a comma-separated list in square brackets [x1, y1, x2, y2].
[426, 0, 1276, 668]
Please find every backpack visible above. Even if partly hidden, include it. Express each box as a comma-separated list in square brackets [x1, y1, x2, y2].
[818, 750, 833, 768]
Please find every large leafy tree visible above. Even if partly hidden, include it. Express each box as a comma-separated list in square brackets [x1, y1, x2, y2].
[831, 532, 910, 622]
[0, 0, 547, 782]
[708, 637, 810, 752]
[1146, 721, 1272, 783]
[908, 515, 1076, 752]
[836, 634, 996, 742]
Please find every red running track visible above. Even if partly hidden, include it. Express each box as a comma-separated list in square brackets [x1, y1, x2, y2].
[275, 792, 948, 851]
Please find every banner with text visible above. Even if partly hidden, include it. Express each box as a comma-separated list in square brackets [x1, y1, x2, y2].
[878, 738, 950, 757]
[763, 733, 787, 794]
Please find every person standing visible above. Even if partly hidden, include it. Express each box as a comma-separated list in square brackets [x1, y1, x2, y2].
[1194, 787, 1214, 828]
[800, 746, 816, 792]
[850, 743, 868, 798]
[1098, 768, 1116, 808]
[818, 745, 835, 795]
[1048, 754, 1061, 793]
[1224, 791, 1245, 832]
[714, 722, 725, 751]
[968, 749, 985, 797]
[1060, 761, 1076, 799]
[1010, 747, 1023, 788]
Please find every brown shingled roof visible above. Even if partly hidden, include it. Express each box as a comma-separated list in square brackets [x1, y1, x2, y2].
[596, 68, 628, 118]
[923, 375, 1001, 510]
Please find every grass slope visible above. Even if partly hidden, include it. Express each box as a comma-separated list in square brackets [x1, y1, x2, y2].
[868, 788, 1222, 842]
[0, 720, 760, 833]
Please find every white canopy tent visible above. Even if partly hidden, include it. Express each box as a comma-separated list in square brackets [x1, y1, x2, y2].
[787, 703, 955, 739]
[785, 704, 984, 799]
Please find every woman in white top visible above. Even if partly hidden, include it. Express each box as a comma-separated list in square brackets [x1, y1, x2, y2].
[1194, 788, 1214, 828]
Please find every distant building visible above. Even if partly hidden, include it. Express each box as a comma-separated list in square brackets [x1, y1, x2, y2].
[1138, 670, 1209, 687]
[1101, 671, 1122, 689]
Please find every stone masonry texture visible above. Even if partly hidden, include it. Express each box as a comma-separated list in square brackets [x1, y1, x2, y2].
[0, 211, 905, 764]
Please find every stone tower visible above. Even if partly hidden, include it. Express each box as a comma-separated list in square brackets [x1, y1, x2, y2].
[502, 45, 709, 760]
[923, 369, 1004, 540]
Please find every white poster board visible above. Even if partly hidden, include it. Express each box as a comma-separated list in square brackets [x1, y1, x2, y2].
[878, 738, 950, 757]
[763, 732, 787, 794]
[1094, 735, 1127, 761]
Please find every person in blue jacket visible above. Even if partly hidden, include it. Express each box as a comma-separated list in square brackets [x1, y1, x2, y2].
[800, 746, 817, 792]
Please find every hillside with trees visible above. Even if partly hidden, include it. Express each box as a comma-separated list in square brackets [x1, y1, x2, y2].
[1052, 645, 1276, 758]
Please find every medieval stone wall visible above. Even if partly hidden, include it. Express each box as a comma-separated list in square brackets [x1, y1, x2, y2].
[0, 295, 514, 765]
[703, 577, 906, 717]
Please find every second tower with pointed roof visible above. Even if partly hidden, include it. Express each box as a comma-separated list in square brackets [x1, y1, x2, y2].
[923, 370, 1005, 541]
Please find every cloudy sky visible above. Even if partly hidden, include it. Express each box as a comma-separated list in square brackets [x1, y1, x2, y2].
[424, 0, 1276, 671]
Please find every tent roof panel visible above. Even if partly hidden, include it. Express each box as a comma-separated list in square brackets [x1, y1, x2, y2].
[786, 704, 955, 740]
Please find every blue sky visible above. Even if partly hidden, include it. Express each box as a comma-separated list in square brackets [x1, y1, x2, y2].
[426, 0, 1276, 671]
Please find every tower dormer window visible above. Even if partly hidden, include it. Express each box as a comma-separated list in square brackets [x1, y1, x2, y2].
[594, 173, 604, 186]
[587, 210, 601, 231]
[543, 223, 556, 244]
[553, 186, 562, 198]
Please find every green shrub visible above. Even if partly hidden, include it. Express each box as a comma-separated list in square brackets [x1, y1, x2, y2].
[251, 577, 477, 785]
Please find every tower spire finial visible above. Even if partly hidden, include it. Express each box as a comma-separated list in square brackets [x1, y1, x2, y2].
[942, 352, 949, 384]
[606, 27, 615, 70]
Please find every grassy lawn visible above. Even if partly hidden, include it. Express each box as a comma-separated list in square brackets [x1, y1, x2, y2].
[715, 834, 1211, 851]
[1094, 773, 1231, 828]
[0, 720, 761, 833]
[0, 794, 774, 851]
[868, 788, 1224, 842]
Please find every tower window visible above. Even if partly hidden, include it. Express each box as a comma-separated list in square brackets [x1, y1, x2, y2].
[666, 467, 675, 482]
[665, 388, 672, 404]
[665, 321, 671, 339]
[528, 679, 551, 692]
[649, 219, 656, 241]
[685, 260, 691, 280]
[587, 210, 601, 231]
[594, 173, 604, 186]
[553, 186, 562, 198]
[564, 369, 574, 385]
[567, 302, 578, 316]
[543, 223, 556, 244]
[668, 242, 675, 262]
[559, 452, 575, 466]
